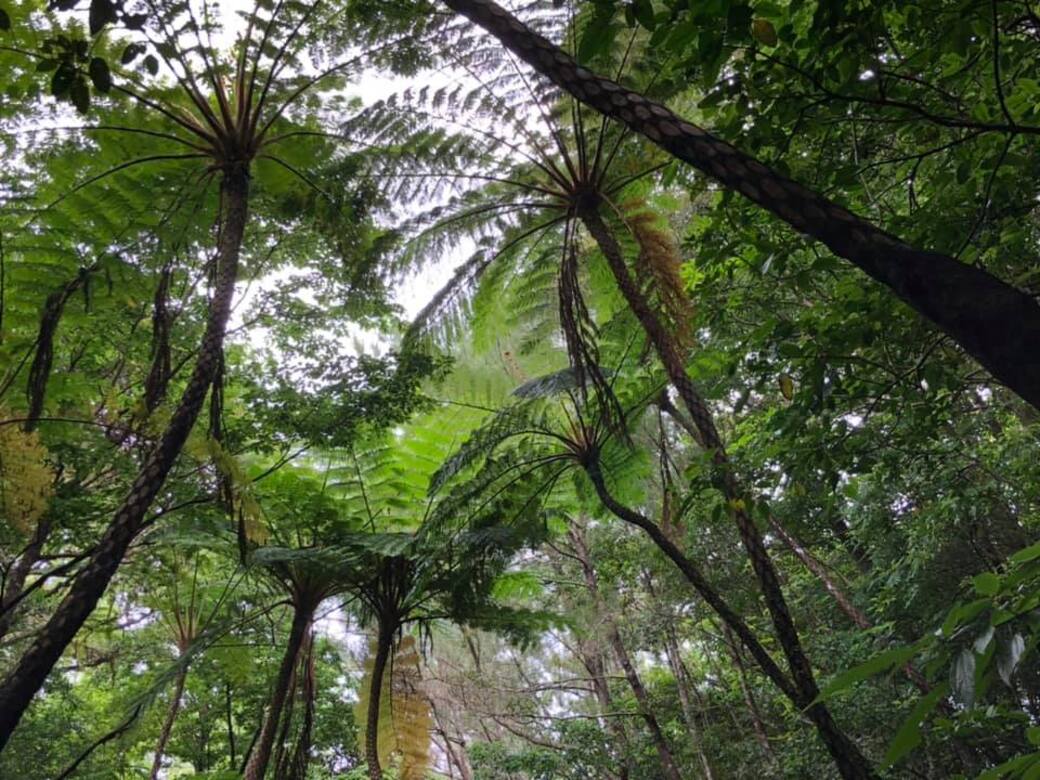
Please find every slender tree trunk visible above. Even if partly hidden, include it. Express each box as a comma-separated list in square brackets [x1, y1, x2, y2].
[0, 167, 251, 750]
[718, 623, 776, 764]
[569, 526, 682, 780]
[444, 0, 1040, 412]
[585, 459, 808, 718]
[581, 642, 632, 780]
[580, 206, 874, 779]
[149, 666, 188, 780]
[643, 571, 715, 780]
[365, 620, 395, 780]
[0, 516, 51, 642]
[243, 603, 313, 780]
[430, 698, 473, 780]
[226, 683, 236, 768]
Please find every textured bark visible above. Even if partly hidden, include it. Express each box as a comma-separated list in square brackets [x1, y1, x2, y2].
[444, 0, 1040, 412]
[0, 167, 250, 750]
[569, 526, 681, 780]
[0, 516, 51, 642]
[580, 208, 874, 779]
[243, 604, 313, 780]
[288, 631, 316, 780]
[149, 667, 188, 780]
[366, 621, 395, 780]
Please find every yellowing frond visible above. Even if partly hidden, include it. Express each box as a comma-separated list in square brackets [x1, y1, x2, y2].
[622, 198, 696, 350]
[391, 635, 432, 780]
[0, 414, 55, 534]
[356, 634, 432, 779]
[207, 437, 269, 544]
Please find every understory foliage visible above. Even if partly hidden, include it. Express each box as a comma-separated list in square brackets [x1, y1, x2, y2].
[1, 0, 1040, 779]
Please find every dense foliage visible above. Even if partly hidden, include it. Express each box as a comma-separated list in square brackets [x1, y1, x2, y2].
[2, 0, 1040, 778]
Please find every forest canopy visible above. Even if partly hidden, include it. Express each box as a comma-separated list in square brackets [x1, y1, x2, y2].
[1, 0, 1040, 778]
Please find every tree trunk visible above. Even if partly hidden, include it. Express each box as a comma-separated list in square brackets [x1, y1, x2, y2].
[149, 666, 188, 780]
[226, 683, 236, 768]
[0, 516, 52, 642]
[580, 207, 875, 779]
[583, 461, 798, 701]
[243, 603, 313, 780]
[443, 0, 1040, 412]
[643, 571, 715, 780]
[288, 630, 316, 780]
[569, 526, 682, 780]
[718, 623, 776, 764]
[366, 620, 395, 780]
[0, 166, 251, 751]
[568, 594, 632, 780]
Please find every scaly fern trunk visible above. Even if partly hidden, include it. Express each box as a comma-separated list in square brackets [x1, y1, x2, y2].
[443, 0, 1040, 412]
[149, 666, 188, 780]
[0, 166, 251, 750]
[579, 206, 874, 779]
[242, 603, 313, 780]
[365, 620, 394, 780]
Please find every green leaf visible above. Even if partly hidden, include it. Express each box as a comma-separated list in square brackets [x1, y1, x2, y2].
[631, 0, 656, 30]
[121, 43, 144, 65]
[951, 648, 975, 708]
[817, 644, 922, 701]
[973, 571, 1001, 596]
[50, 64, 76, 97]
[998, 633, 1026, 685]
[144, 54, 159, 76]
[88, 57, 111, 93]
[69, 78, 90, 113]
[883, 682, 949, 766]
[1011, 542, 1040, 565]
[778, 373, 794, 400]
[0, 8, 10, 31]
[751, 18, 778, 46]
[88, 0, 117, 35]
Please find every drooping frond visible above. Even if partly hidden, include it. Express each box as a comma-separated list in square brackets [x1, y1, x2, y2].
[0, 412, 55, 534]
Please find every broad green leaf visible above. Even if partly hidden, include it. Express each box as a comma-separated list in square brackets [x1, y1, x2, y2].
[884, 683, 949, 767]
[817, 644, 922, 701]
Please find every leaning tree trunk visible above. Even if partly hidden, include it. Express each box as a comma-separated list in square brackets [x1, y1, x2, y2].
[149, 666, 188, 780]
[569, 526, 682, 780]
[579, 206, 875, 779]
[584, 455, 874, 778]
[0, 166, 251, 750]
[243, 603, 313, 780]
[443, 0, 1040, 412]
[365, 619, 395, 780]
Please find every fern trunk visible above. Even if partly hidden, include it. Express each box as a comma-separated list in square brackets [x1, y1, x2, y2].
[242, 603, 313, 780]
[443, 0, 1040, 412]
[148, 666, 188, 780]
[365, 621, 394, 780]
[0, 166, 250, 751]
[581, 206, 874, 778]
